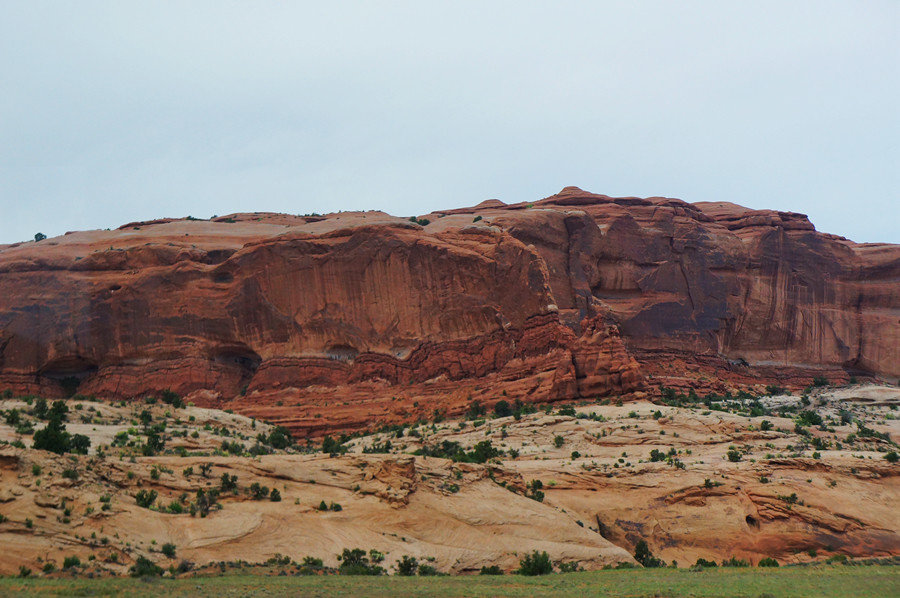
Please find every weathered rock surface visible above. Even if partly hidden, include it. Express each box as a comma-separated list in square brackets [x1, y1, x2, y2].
[0, 188, 898, 434]
[1, 388, 897, 575]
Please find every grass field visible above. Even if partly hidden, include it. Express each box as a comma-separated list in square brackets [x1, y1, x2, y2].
[2, 565, 898, 598]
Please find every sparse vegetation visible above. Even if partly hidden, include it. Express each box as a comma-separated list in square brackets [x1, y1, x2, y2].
[517, 550, 553, 575]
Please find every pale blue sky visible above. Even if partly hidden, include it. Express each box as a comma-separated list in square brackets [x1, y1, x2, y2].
[1, 1, 898, 244]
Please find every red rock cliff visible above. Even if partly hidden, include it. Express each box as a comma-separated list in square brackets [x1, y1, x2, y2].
[0, 189, 897, 433]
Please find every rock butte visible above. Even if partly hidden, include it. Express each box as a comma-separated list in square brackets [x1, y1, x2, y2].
[0, 186, 898, 437]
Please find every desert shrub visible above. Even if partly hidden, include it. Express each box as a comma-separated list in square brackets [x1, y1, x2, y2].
[466, 400, 486, 419]
[479, 564, 503, 575]
[758, 557, 779, 567]
[63, 555, 81, 569]
[250, 482, 270, 500]
[130, 555, 163, 577]
[634, 540, 665, 568]
[796, 410, 823, 427]
[338, 548, 385, 576]
[267, 426, 293, 449]
[493, 400, 512, 418]
[396, 555, 418, 576]
[32, 417, 74, 455]
[135, 489, 158, 508]
[321, 435, 346, 455]
[553, 435, 565, 448]
[557, 405, 577, 417]
[526, 479, 544, 502]
[4, 408, 21, 426]
[270, 488, 282, 502]
[694, 558, 717, 568]
[726, 449, 742, 462]
[143, 429, 164, 455]
[160, 389, 183, 408]
[220, 473, 238, 493]
[518, 550, 553, 575]
[558, 561, 581, 573]
[192, 488, 217, 517]
[885, 451, 899, 463]
[722, 555, 751, 567]
[297, 556, 324, 575]
[418, 564, 440, 576]
[161, 543, 177, 558]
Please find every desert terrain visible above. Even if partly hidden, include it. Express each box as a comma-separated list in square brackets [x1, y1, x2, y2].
[1, 383, 897, 577]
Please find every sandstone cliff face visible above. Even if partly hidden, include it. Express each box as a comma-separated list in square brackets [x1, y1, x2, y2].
[0, 188, 897, 434]
[440, 187, 899, 381]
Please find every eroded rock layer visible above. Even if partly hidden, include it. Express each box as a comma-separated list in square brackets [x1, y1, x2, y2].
[0, 187, 897, 434]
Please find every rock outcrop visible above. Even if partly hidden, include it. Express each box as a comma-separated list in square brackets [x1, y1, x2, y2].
[0, 188, 898, 435]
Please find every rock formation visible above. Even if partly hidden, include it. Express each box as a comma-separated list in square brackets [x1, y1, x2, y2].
[0, 187, 897, 435]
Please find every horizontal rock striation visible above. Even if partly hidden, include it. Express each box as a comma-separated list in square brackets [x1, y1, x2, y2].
[0, 187, 897, 434]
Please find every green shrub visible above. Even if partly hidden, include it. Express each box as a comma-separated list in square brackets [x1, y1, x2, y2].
[267, 426, 293, 449]
[479, 565, 503, 575]
[338, 548, 385, 576]
[517, 550, 552, 575]
[220, 473, 238, 493]
[396, 555, 418, 576]
[758, 557, 779, 567]
[694, 558, 717, 568]
[161, 543, 177, 558]
[722, 555, 751, 567]
[135, 489, 158, 508]
[493, 400, 512, 418]
[130, 555, 163, 577]
[63, 555, 81, 569]
[634, 540, 665, 568]
[322, 435, 346, 455]
[250, 482, 270, 500]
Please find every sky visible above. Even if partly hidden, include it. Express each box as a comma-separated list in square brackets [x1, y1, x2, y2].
[1, 1, 898, 245]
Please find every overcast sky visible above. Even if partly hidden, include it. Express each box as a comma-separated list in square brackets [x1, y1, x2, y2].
[1, 1, 897, 245]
